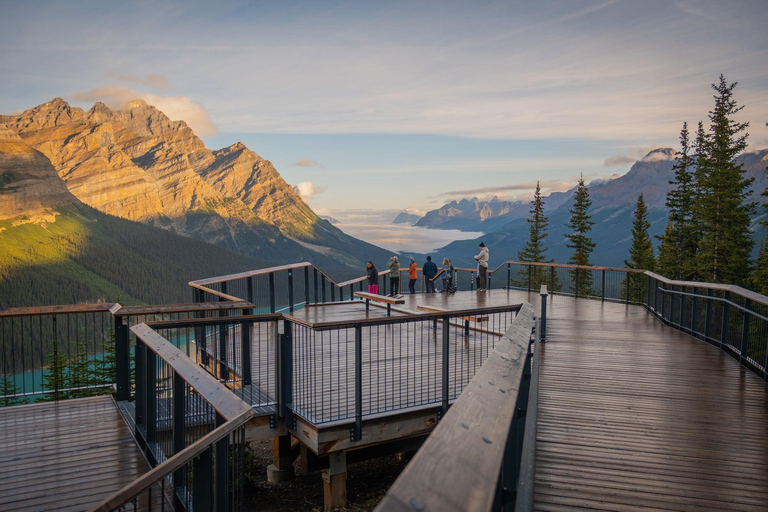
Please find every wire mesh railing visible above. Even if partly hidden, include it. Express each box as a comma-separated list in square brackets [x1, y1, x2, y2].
[0, 304, 120, 404]
[282, 303, 521, 439]
[90, 323, 256, 512]
[646, 272, 768, 380]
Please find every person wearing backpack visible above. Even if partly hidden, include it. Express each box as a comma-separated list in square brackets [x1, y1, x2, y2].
[440, 258, 453, 292]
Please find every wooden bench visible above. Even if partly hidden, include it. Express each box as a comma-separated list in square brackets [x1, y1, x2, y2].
[417, 305, 489, 336]
[353, 292, 405, 316]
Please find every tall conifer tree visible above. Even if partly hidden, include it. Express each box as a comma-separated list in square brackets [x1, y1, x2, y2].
[751, 154, 768, 294]
[517, 181, 550, 288]
[694, 76, 755, 285]
[624, 194, 655, 301]
[658, 122, 699, 280]
[565, 175, 595, 296]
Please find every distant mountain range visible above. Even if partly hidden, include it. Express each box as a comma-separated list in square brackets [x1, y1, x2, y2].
[405, 148, 768, 268]
[0, 98, 386, 306]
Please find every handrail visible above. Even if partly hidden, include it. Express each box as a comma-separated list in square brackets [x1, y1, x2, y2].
[488, 259, 647, 275]
[89, 409, 254, 512]
[375, 303, 536, 512]
[286, 303, 523, 330]
[189, 261, 314, 286]
[114, 301, 254, 317]
[0, 302, 121, 317]
[645, 271, 768, 308]
[130, 323, 254, 419]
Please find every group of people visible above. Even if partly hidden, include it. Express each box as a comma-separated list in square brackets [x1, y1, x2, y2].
[365, 242, 489, 295]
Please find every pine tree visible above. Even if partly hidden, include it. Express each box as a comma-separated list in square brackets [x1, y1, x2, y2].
[1, 376, 26, 407]
[565, 175, 595, 296]
[39, 350, 69, 401]
[751, 155, 768, 294]
[694, 76, 756, 285]
[624, 194, 656, 301]
[516, 181, 550, 289]
[657, 122, 699, 280]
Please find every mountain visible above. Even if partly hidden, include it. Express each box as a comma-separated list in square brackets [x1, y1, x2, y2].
[433, 148, 768, 269]
[0, 98, 388, 271]
[0, 128, 285, 307]
[392, 211, 423, 225]
[415, 194, 571, 233]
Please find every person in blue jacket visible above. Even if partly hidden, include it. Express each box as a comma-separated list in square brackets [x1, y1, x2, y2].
[422, 256, 438, 293]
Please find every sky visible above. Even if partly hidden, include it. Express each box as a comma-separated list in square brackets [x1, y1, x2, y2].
[2, 0, 768, 237]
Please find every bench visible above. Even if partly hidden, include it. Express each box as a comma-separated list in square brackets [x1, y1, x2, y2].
[416, 305, 489, 336]
[354, 292, 405, 316]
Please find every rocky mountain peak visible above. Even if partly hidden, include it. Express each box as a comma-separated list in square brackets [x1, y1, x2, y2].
[640, 148, 677, 163]
[7, 98, 85, 133]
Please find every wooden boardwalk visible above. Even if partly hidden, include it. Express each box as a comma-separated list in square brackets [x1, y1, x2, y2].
[0, 395, 152, 511]
[536, 296, 768, 511]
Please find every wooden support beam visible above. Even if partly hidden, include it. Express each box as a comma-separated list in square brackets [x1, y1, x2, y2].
[322, 452, 347, 510]
[268, 434, 295, 482]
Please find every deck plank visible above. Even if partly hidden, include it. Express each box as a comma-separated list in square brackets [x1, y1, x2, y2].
[535, 295, 768, 512]
[0, 395, 153, 512]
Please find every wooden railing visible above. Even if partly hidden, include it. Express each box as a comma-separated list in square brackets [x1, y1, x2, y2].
[375, 302, 538, 512]
[89, 323, 256, 512]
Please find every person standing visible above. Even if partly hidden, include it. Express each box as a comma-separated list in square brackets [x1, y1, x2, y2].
[408, 258, 418, 294]
[366, 261, 379, 294]
[440, 258, 453, 292]
[423, 256, 438, 293]
[387, 256, 400, 296]
[474, 242, 489, 290]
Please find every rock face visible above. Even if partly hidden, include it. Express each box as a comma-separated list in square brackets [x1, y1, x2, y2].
[415, 197, 528, 232]
[1, 98, 387, 269]
[0, 124, 80, 223]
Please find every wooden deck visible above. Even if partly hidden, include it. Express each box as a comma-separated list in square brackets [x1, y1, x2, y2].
[0, 395, 152, 512]
[536, 296, 768, 511]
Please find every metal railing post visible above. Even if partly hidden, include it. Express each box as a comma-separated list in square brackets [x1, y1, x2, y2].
[269, 273, 276, 313]
[540, 285, 548, 343]
[721, 291, 730, 346]
[193, 446, 213, 511]
[279, 320, 293, 419]
[135, 340, 146, 442]
[288, 270, 294, 313]
[241, 318, 252, 386]
[145, 349, 157, 460]
[646, 274, 651, 307]
[173, 372, 186, 494]
[550, 266, 555, 294]
[218, 283, 228, 381]
[679, 289, 686, 328]
[353, 324, 363, 441]
[601, 269, 606, 301]
[740, 299, 751, 364]
[470, 271, 475, 291]
[508, 263, 511, 290]
[305, 266, 310, 305]
[704, 288, 713, 341]
[527, 265, 532, 292]
[692, 287, 699, 334]
[314, 268, 319, 304]
[247, 276, 254, 313]
[214, 413, 229, 512]
[115, 316, 130, 401]
[575, 268, 580, 298]
[660, 283, 666, 321]
[441, 316, 450, 415]
[626, 272, 630, 304]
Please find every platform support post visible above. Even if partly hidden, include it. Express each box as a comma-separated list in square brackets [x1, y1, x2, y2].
[323, 452, 347, 510]
[268, 434, 295, 482]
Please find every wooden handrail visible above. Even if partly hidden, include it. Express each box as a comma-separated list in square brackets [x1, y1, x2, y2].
[187, 282, 245, 302]
[286, 303, 522, 330]
[375, 303, 535, 512]
[644, 271, 768, 308]
[189, 261, 314, 286]
[88, 409, 254, 512]
[487, 259, 647, 274]
[0, 303, 121, 318]
[114, 301, 254, 317]
[130, 323, 254, 420]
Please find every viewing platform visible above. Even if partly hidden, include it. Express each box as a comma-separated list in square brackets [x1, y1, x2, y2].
[0, 261, 767, 511]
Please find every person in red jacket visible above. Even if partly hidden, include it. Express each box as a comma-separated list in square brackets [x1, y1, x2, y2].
[408, 258, 418, 295]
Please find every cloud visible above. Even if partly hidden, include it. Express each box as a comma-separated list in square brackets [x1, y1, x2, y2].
[440, 180, 572, 197]
[71, 85, 216, 137]
[603, 155, 636, 167]
[106, 72, 170, 90]
[292, 181, 326, 200]
[641, 150, 676, 162]
[293, 158, 323, 168]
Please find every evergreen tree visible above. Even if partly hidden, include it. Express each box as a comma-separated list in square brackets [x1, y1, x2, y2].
[657, 122, 699, 280]
[751, 155, 768, 294]
[1, 376, 25, 407]
[565, 175, 595, 296]
[516, 181, 550, 289]
[694, 76, 756, 285]
[624, 194, 656, 301]
[39, 350, 69, 401]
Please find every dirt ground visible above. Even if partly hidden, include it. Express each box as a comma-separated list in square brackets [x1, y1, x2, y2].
[242, 439, 410, 511]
